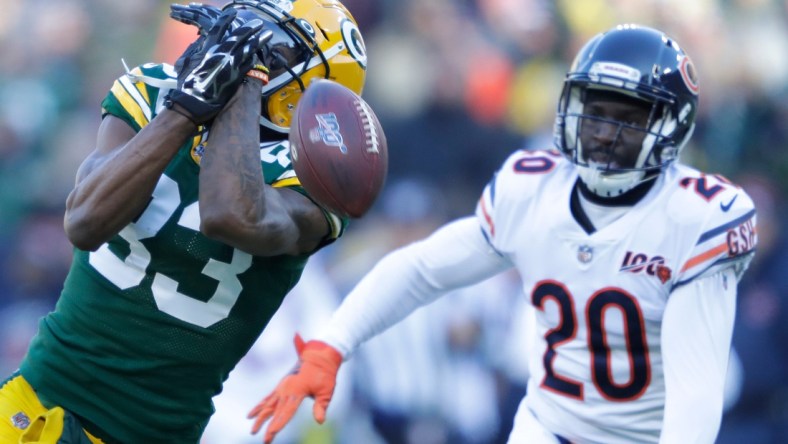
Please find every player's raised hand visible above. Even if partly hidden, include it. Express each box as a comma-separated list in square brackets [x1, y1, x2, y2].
[248, 334, 343, 444]
[166, 8, 272, 124]
[170, 3, 223, 36]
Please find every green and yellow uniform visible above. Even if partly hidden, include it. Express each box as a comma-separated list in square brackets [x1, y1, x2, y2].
[14, 64, 346, 443]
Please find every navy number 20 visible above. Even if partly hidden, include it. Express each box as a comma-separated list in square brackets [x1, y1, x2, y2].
[532, 280, 651, 402]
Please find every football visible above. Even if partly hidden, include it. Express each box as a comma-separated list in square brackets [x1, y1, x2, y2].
[289, 79, 388, 218]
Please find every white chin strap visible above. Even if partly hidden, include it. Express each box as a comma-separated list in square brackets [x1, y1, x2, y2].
[577, 167, 646, 197]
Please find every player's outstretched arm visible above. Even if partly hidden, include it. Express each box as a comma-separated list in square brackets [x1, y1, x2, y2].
[248, 334, 343, 444]
[247, 217, 512, 442]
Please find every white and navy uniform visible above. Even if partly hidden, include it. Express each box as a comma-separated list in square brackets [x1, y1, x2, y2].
[319, 149, 756, 444]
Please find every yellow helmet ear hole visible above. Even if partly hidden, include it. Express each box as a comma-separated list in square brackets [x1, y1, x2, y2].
[314, 22, 330, 40]
[266, 83, 303, 126]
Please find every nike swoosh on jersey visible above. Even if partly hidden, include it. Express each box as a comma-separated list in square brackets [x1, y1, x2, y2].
[720, 195, 738, 212]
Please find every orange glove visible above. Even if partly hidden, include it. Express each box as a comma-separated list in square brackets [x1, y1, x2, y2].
[248, 333, 343, 444]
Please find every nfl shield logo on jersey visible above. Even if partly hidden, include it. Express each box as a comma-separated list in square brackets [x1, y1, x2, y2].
[11, 411, 30, 429]
[577, 245, 593, 263]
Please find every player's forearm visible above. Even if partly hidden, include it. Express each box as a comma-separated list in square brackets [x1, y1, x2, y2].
[200, 79, 265, 219]
[318, 217, 510, 357]
[659, 270, 736, 443]
[64, 111, 193, 250]
[198, 80, 273, 241]
[196, 80, 311, 256]
[318, 245, 441, 357]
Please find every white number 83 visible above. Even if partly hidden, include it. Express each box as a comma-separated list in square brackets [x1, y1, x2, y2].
[88, 174, 252, 328]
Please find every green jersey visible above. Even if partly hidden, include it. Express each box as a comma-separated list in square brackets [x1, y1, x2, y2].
[20, 64, 347, 443]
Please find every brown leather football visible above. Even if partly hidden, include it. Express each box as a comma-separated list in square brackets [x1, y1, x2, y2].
[289, 79, 388, 218]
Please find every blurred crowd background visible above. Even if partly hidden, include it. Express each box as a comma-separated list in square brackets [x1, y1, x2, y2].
[0, 0, 786, 443]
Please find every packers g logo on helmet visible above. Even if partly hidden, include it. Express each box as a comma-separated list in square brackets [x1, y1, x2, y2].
[341, 19, 366, 69]
[227, 0, 367, 133]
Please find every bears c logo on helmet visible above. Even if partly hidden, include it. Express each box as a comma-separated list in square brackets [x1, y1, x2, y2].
[679, 55, 699, 95]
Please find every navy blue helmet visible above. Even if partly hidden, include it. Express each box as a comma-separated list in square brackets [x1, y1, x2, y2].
[554, 24, 699, 196]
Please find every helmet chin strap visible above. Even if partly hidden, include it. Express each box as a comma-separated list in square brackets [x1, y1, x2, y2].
[577, 173, 658, 207]
[576, 166, 647, 198]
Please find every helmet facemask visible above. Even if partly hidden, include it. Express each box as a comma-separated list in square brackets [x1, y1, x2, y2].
[226, 0, 367, 134]
[558, 84, 682, 197]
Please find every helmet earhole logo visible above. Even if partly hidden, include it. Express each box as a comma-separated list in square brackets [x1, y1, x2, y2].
[341, 19, 367, 68]
[679, 56, 699, 95]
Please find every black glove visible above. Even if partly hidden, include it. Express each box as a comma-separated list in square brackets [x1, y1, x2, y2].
[169, 3, 223, 36]
[166, 8, 272, 124]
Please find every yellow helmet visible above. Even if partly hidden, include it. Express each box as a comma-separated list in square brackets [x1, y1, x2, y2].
[226, 0, 367, 133]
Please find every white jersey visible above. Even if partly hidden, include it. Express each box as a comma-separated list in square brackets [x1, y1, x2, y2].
[475, 149, 756, 443]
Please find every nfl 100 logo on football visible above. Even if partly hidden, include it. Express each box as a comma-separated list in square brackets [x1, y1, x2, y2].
[310, 113, 347, 154]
